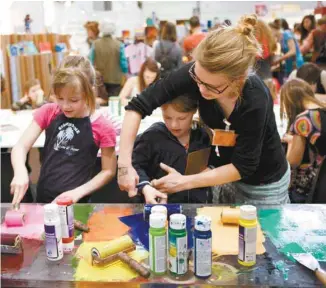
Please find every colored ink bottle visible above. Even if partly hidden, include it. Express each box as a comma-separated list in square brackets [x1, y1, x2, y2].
[151, 205, 168, 218]
[168, 214, 187, 277]
[149, 213, 167, 275]
[56, 196, 74, 253]
[194, 215, 212, 279]
[238, 205, 257, 267]
[44, 204, 63, 261]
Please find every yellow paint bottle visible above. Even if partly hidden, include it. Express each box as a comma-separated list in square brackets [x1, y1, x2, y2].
[238, 205, 257, 267]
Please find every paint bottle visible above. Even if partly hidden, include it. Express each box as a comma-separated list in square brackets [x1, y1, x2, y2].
[151, 205, 167, 218]
[168, 214, 187, 277]
[44, 204, 63, 261]
[56, 196, 74, 253]
[149, 213, 167, 275]
[194, 215, 212, 279]
[238, 205, 257, 267]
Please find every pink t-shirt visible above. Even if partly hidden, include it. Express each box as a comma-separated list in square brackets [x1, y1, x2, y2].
[125, 42, 153, 75]
[34, 103, 116, 148]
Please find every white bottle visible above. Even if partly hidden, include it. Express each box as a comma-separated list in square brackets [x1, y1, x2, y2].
[44, 204, 64, 261]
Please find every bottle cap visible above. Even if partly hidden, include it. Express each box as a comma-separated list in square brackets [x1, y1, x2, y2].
[56, 196, 73, 206]
[195, 215, 211, 231]
[149, 213, 166, 229]
[44, 204, 60, 222]
[169, 214, 186, 230]
[240, 205, 257, 221]
[151, 205, 167, 216]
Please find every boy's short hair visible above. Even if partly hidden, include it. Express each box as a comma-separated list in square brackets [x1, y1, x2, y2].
[297, 63, 321, 85]
[24, 79, 40, 94]
[162, 94, 198, 113]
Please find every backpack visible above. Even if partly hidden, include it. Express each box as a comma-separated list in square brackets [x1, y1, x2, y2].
[157, 42, 177, 78]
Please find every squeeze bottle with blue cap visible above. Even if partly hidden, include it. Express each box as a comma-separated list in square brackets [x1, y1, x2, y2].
[194, 215, 212, 279]
[44, 204, 63, 261]
[238, 205, 257, 267]
[168, 214, 187, 277]
[149, 213, 167, 275]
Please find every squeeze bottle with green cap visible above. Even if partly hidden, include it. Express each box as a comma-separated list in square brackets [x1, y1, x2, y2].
[149, 213, 167, 275]
[194, 215, 212, 279]
[238, 205, 257, 266]
[168, 214, 187, 277]
[44, 204, 63, 261]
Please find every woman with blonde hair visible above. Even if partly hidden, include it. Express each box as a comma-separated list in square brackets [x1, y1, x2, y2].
[280, 79, 326, 202]
[118, 14, 290, 205]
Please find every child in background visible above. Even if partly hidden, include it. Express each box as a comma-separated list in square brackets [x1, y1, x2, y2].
[12, 79, 46, 111]
[132, 95, 213, 204]
[280, 79, 326, 202]
[10, 55, 117, 204]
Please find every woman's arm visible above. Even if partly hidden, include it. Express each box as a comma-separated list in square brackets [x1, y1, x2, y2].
[152, 163, 241, 193]
[286, 135, 305, 168]
[119, 77, 135, 107]
[119, 63, 198, 195]
[54, 147, 117, 203]
[275, 38, 296, 64]
[11, 120, 43, 205]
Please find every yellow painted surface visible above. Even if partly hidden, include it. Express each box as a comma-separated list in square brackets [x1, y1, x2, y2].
[74, 241, 148, 282]
[197, 207, 265, 256]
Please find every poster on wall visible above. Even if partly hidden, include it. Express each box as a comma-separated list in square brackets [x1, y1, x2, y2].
[255, 4, 268, 17]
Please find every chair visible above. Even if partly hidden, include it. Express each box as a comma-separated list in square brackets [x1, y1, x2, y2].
[307, 157, 326, 203]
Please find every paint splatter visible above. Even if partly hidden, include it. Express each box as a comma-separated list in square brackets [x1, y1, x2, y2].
[1, 205, 44, 240]
[258, 206, 326, 262]
[83, 207, 132, 242]
[1, 238, 43, 273]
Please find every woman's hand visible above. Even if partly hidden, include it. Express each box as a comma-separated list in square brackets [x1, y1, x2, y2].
[117, 165, 139, 197]
[10, 169, 30, 206]
[151, 163, 188, 194]
[53, 189, 83, 204]
[282, 133, 293, 144]
[142, 185, 167, 204]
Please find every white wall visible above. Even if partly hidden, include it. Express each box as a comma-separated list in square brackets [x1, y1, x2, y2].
[142, 1, 322, 28]
[10, 1, 45, 33]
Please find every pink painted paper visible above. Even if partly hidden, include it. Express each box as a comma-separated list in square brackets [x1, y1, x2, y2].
[1, 204, 44, 240]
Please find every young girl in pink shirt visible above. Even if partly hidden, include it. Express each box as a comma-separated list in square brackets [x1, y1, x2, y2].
[10, 56, 117, 204]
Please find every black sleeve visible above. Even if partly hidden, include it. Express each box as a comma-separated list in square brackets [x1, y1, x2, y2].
[125, 62, 198, 118]
[132, 134, 154, 183]
[231, 86, 269, 179]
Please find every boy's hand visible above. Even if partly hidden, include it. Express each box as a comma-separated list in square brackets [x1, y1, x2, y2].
[142, 185, 167, 204]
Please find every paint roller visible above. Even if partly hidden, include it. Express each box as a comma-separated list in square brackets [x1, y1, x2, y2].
[220, 207, 240, 225]
[90, 235, 150, 279]
[1, 233, 23, 254]
[4, 204, 25, 227]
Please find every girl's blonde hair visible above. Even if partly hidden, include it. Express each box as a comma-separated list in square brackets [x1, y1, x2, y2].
[280, 78, 326, 131]
[52, 55, 96, 114]
[193, 14, 262, 80]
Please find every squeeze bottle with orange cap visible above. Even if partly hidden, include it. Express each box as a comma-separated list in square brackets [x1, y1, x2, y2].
[56, 197, 74, 252]
[238, 205, 257, 267]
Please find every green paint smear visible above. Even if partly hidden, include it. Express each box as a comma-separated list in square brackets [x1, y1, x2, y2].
[73, 204, 94, 237]
[258, 208, 326, 262]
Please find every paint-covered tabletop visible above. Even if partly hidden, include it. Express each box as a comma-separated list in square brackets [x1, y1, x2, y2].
[1, 204, 326, 287]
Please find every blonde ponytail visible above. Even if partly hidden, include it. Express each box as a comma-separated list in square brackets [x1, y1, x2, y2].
[193, 14, 262, 80]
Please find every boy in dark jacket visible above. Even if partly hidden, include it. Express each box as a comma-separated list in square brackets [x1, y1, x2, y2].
[132, 94, 213, 204]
